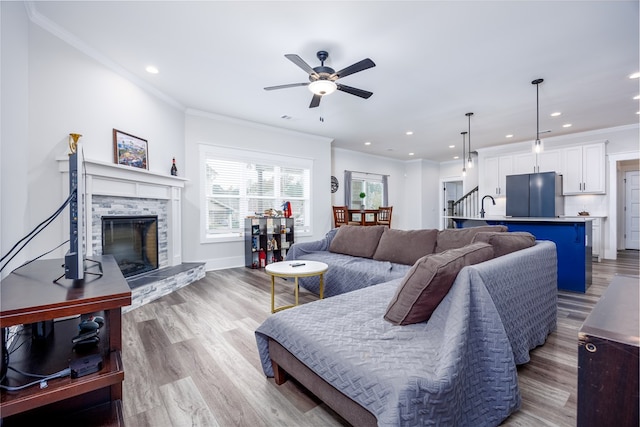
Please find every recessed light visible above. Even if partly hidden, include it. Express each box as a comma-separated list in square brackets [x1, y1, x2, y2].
[629, 72, 640, 79]
[280, 115, 292, 120]
[550, 112, 562, 117]
[364, 141, 371, 146]
[634, 95, 640, 100]
[505, 134, 513, 138]
[145, 65, 159, 74]
[449, 145, 455, 148]
[562, 123, 572, 128]
[405, 131, 413, 135]
[408, 152, 415, 156]
[453, 156, 459, 160]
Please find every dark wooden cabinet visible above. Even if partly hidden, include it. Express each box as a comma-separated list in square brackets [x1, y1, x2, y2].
[0, 256, 131, 425]
[578, 274, 639, 427]
[245, 217, 294, 268]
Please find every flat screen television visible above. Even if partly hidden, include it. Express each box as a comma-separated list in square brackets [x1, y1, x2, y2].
[64, 145, 85, 280]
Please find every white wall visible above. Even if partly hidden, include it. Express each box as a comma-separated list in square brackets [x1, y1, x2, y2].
[332, 148, 408, 229]
[439, 159, 479, 195]
[331, 149, 442, 230]
[0, 9, 185, 276]
[419, 159, 442, 230]
[182, 111, 332, 270]
[1, 2, 30, 277]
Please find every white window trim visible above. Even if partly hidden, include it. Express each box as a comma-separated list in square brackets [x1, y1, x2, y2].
[199, 143, 313, 243]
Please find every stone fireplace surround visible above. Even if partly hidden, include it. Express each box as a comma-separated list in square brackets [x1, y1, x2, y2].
[58, 158, 205, 311]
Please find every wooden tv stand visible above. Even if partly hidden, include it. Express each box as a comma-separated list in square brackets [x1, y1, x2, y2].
[0, 255, 131, 425]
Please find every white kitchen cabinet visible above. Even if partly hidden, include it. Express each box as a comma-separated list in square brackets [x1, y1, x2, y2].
[513, 150, 562, 175]
[562, 142, 605, 195]
[484, 155, 513, 196]
[537, 149, 562, 173]
[513, 152, 535, 174]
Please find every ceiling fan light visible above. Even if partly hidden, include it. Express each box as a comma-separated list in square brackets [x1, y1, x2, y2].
[309, 80, 337, 96]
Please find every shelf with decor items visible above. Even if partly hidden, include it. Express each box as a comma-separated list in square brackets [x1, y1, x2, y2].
[0, 255, 130, 426]
[245, 217, 294, 268]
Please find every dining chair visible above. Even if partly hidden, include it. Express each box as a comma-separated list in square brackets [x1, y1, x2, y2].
[333, 206, 359, 227]
[376, 206, 393, 227]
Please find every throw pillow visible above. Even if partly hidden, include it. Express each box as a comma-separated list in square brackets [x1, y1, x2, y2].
[435, 225, 507, 253]
[373, 228, 438, 265]
[328, 225, 386, 258]
[471, 231, 536, 258]
[384, 242, 494, 326]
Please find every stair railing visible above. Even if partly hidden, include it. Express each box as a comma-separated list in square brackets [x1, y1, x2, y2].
[450, 186, 479, 223]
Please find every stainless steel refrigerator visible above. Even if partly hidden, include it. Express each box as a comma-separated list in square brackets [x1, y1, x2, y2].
[505, 172, 564, 217]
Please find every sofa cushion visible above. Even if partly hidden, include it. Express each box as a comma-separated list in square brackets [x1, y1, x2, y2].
[384, 242, 495, 326]
[435, 225, 508, 253]
[471, 231, 536, 258]
[372, 228, 438, 265]
[329, 225, 387, 258]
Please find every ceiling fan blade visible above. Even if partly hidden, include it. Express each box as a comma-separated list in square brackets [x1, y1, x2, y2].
[332, 58, 376, 79]
[336, 84, 373, 99]
[309, 94, 322, 108]
[264, 82, 309, 91]
[285, 54, 319, 77]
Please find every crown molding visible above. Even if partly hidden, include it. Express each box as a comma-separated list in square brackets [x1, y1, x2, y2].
[24, 1, 185, 111]
[185, 108, 334, 144]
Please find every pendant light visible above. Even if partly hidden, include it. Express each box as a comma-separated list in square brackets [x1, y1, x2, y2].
[461, 131, 467, 177]
[532, 78, 544, 153]
[466, 112, 474, 168]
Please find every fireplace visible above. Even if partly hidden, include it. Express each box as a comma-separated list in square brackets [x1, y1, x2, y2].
[102, 215, 159, 278]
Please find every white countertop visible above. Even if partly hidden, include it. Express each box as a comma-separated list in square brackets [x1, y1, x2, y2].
[560, 215, 607, 219]
[444, 216, 602, 222]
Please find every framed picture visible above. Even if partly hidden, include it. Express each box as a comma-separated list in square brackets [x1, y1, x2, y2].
[113, 129, 148, 169]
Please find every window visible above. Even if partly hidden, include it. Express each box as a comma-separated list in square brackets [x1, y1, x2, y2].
[200, 145, 312, 240]
[345, 171, 388, 209]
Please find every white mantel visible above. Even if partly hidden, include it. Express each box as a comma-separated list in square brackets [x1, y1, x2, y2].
[57, 157, 187, 267]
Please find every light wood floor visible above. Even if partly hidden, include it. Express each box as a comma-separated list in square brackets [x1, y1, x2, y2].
[121, 251, 639, 426]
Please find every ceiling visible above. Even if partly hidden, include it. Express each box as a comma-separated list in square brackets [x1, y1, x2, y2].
[28, 1, 639, 162]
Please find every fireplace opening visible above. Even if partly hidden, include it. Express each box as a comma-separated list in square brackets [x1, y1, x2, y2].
[102, 215, 158, 278]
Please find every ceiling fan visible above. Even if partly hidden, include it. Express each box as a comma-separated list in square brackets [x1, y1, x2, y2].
[264, 50, 376, 108]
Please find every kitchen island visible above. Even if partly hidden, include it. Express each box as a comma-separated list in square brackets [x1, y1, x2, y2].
[446, 216, 593, 293]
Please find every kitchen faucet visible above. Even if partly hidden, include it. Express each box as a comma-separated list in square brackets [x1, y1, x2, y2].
[480, 195, 496, 218]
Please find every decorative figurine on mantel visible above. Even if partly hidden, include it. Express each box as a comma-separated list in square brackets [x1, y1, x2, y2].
[69, 133, 82, 155]
[171, 157, 178, 176]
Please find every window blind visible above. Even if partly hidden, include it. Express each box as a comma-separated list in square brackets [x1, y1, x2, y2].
[201, 145, 311, 238]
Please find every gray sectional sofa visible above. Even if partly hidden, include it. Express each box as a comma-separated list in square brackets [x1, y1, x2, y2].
[256, 225, 558, 426]
[285, 224, 516, 297]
